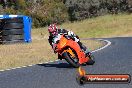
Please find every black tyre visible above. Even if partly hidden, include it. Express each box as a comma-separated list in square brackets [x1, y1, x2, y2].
[3, 17, 23, 23]
[0, 39, 24, 44]
[0, 30, 2, 34]
[3, 23, 23, 29]
[62, 52, 80, 68]
[2, 35, 24, 41]
[2, 29, 24, 35]
[86, 54, 95, 65]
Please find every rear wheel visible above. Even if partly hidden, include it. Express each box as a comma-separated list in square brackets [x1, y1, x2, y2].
[62, 52, 80, 68]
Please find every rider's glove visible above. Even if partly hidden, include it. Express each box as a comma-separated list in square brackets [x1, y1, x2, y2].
[52, 44, 57, 54]
[64, 35, 71, 40]
[53, 48, 57, 54]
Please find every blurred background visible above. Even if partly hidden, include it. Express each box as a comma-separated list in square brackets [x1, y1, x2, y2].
[0, 0, 132, 28]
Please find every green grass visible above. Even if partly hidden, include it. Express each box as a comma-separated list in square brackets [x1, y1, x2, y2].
[59, 14, 132, 38]
[32, 14, 132, 39]
[1, 14, 132, 70]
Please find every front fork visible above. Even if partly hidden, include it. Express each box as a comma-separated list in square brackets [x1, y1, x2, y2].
[62, 48, 75, 58]
[58, 48, 76, 60]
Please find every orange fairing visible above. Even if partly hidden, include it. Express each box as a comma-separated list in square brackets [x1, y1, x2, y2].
[56, 35, 89, 64]
[57, 35, 67, 50]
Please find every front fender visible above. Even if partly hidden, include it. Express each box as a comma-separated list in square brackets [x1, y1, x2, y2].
[62, 48, 75, 58]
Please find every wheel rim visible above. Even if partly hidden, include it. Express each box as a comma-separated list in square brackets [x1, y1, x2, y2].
[68, 52, 79, 64]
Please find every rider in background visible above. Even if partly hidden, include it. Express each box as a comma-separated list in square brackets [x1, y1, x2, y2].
[48, 23, 90, 59]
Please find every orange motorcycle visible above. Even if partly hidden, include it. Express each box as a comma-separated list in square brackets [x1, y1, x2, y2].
[54, 35, 95, 68]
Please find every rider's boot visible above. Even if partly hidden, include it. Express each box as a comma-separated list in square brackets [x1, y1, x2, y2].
[78, 41, 91, 57]
[58, 54, 62, 60]
[84, 49, 91, 57]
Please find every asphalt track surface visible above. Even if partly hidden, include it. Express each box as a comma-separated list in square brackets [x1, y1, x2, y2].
[0, 37, 132, 88]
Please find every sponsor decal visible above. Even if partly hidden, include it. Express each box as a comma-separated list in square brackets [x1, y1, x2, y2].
[76, 67, 131, 85]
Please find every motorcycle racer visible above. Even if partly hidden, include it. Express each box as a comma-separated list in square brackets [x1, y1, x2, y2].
[48, 24, 91, 59]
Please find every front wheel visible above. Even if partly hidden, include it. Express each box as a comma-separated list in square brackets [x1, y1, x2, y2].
[62, 52, 80, 68]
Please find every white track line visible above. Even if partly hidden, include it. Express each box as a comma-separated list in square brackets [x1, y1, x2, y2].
[91, 39, 111, 53]
[0, 39, 111, 72]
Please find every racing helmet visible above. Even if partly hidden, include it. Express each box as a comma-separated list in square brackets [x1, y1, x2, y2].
[48, 24, 58, 36]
